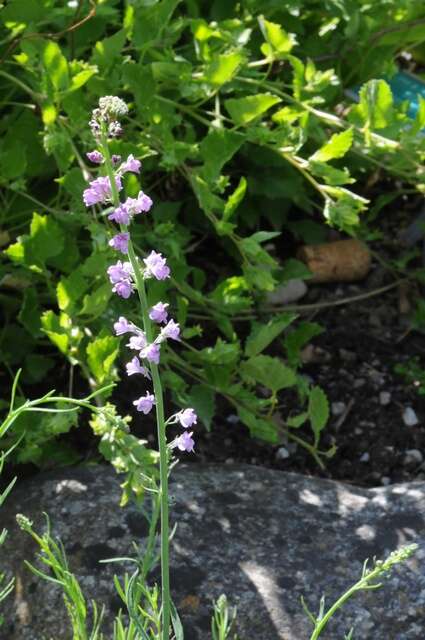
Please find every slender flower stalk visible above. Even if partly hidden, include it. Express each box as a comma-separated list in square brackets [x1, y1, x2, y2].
[83, 96, 197, 639]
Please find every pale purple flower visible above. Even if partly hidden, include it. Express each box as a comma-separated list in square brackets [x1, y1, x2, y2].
[112, 280, 133, 298]
[109, 232, 129, 254]
[177, 408, 197, 429]
[175, 431, 195, 453]
[127, 333, 147, 351]
[83, 175, 122, 207]
[126, 356, 150, 378]
[140, 342, 161, 365]
[133, 392, 156, 414]
[86, 150, 104, 164]
[160, 319, 180, 341]
[143, 251, 170, 280]
[107, 260, 133, 284]
[108, 203, 131, 225]
[113, 316, 134, 336]
[124, 191, 153, 215]
[149, 302, 169, 324]
[121, 154, 141, 174]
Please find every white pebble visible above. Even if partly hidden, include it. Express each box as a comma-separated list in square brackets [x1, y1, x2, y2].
[379, 391, 391, 406]
[275, 447, 290, 461]
[381, 476, 391, 486]
[360, 452, 370, 463]
[331, 401, 346, 417]
[266, 279, 307, 305]
[404, 449, 423, 465]
[403, 407, 419, 427]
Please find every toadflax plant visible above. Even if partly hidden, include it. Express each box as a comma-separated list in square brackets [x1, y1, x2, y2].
[84, 95, 198, 639]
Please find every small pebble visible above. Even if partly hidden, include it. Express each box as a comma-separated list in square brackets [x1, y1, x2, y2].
[402, 407, 419, 427]
[266, 279, 307, 305]
[353, 378, 366, 388]
[381, 476, 391, 486]
[379, 391, 391, 406]
[360, 452, 370, 463]
[403, 449, 423, 466]
[331, 401, 346, 417]
[275, 446, 290, 461]
[226, 414, 239, 424]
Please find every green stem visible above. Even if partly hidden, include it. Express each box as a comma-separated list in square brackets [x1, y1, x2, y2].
[100, 133, 171, 639]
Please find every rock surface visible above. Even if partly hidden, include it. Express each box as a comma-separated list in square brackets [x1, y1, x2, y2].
[1, 464, 425, 640]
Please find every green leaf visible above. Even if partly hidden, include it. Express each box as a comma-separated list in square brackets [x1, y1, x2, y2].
[188, 385, 215, 430]
[57, 271, 89, 313]
[225, 93, 281, 125]
[18, 288, 42, 337]
[0, 140, 26, 179]
[259, 17, 296, 59]
[284, 322, 323, 368]
[357, 79, 393, 130]
[310, 128, 353, 162]
[323, 191, 367, 231]
[280, 258, 312, 282]
[132, 0, 180, 49]
[92, 29, 127, 70]
[43, 41, 69, 92]
[24, 354, 55, 383]
[241, 355, 297, 393]
[200, 129, 244, 182]
[86, 336, 119, 384]
[287, 412, 308, 428]
[237, 406, 278, 443]
[79, 283, 112, 317]
[245, 313, 297, 357]
[223, 177, 247, 221]
[204, 51, 245, 87]
[309, 161, 354, 186]
[5, 213, 65, 269]
[41, 310, 69, 355]
[308, 386, 329, 446]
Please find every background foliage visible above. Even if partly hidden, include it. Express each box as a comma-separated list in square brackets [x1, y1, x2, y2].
[1, 0, 425, 466]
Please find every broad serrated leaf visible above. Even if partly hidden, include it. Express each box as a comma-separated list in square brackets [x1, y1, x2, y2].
[245, 313, 297, 357]
[310, 128, 353, 162]
[225, 93, 281, 125]
[284, 322, 323, 368]
[57, 271, 89, 313]
[241, 355, 297, 393]
[204, 51, 245, 87]
[308, 386, 329, 446]
[43, 41, 69, 92]
[187, 385, 215, 430]
[86, 336, 119, 384]
[259, 17, 296, 59]
[200, 129, 244, 182]
[237, 406, 278, 443]
[357, 79, 393, 130]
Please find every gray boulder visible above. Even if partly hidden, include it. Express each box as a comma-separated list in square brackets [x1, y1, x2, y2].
[1, 464, 425, 640]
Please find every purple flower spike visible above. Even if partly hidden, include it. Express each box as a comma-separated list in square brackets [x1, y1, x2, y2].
[114, 316, 134, 336]
[160, 319, 180, 341]
[127, 333, 147, 351]
[149, 302, 169, 324]
[109, 232, 129, 254]
[83, 175, 122, 207]
[133, 392, 156, 414]
[108, 203, 131, 225]
[140, 342, 161, 365]
[126, 356, 150, 378]
[121, 154, 141, 174]
[112, 280, 133, 298]
[175, 431, 195, 453]
[177, 408, 197, 429]
[143, 251, 170, 281]
[86, 150, 104, 164]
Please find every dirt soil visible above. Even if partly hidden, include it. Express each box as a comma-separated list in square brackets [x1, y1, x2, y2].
[186, 261, 425, 488]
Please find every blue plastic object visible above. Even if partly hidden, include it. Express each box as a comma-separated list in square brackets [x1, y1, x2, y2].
[346, 70, 425, 119]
